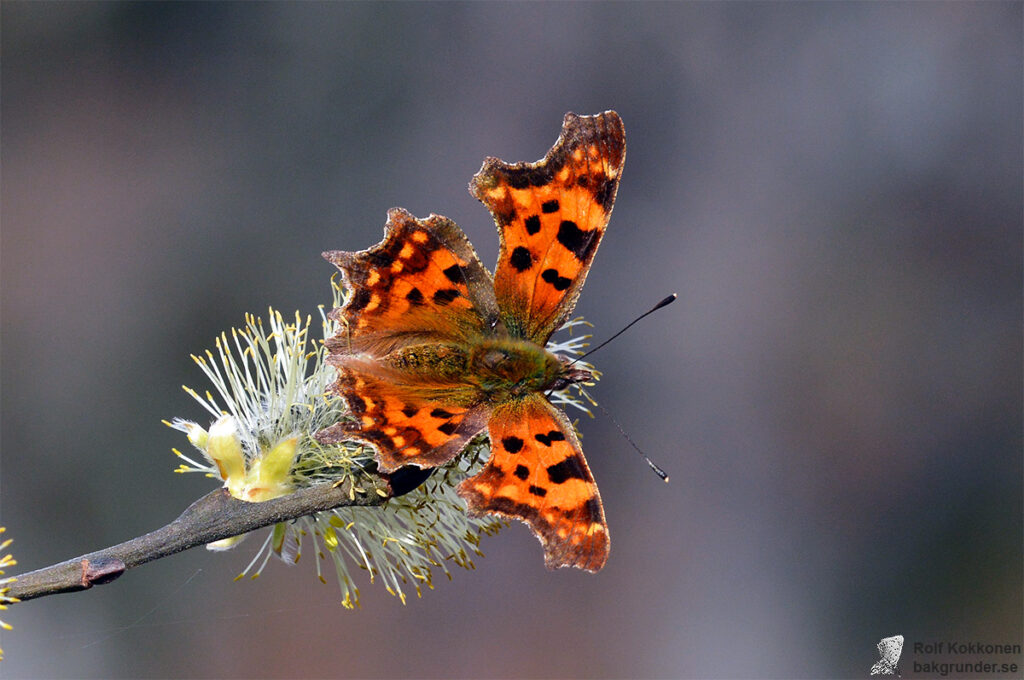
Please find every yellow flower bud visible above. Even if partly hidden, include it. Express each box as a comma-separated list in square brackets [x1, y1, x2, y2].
[207, 416, 246, 496]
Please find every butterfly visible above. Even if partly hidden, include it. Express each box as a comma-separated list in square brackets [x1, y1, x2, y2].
[316, 111, 625, 571]
[870, 635, 904, 676]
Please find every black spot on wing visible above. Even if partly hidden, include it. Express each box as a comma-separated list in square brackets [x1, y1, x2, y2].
[505, 166, 553, 189]
[349, 288, 372, 311]
[494, 206, 516, 227]
[534, 429, 564, 446]
[367, 250, 396, 268]
[594, 176, 617, 212]
[547, 456, 588, 484]
[541, 199, 560, 213]
[583, 496, 603, 520]
[437, 421, 458, 435]
[443, 264, 469, 284]
[479, 496, 537, 525]
[557, 220, 598, 261]
[507, 173, 530, 190]
[346, 396, 367, 416]
[541, 268, 571, 291]
[401, 405, 419, 418]
[406, 287, 424, 304]
[430, 408, 455, 419]
[432, 289, 460, 305]
[513, 464, 530, 480]
[509, 246, 534, 272]
[524, 215, 541, 235]
[502, 436, 524, 453]
[528, 485, 548, 497]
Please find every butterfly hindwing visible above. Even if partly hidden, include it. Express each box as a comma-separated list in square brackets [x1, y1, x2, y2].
[316, 355, 491, 472]
[457, 394, 609, 572]
[471, 111, 625, 343]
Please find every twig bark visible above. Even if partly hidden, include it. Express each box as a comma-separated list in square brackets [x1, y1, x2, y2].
[7, 476, 392, 602]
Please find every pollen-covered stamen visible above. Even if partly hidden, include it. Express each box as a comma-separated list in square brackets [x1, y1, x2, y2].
[543, 317, 599, 416]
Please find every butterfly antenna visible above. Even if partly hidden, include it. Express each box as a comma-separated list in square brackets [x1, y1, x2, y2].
[567, 293, 677, 368]
[582, 390, 669, 483]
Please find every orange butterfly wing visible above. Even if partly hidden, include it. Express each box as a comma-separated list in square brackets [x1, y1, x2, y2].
[323, 207, 499, 357]
[458, 394, 609, 572]
[470, 111, 625, 343]
[318, 208, 497, 471]
[318, 355, 491, 472]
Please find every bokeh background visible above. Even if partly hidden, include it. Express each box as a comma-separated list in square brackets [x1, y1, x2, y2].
[2, 3, 1020, 678]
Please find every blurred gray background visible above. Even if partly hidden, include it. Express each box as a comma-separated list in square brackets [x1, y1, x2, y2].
[2, 3, 1020, 678]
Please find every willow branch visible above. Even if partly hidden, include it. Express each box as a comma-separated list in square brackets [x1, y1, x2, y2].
[7, 476, 393, 602]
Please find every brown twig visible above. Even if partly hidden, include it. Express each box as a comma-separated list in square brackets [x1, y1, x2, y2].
[6, 476, 392, 602]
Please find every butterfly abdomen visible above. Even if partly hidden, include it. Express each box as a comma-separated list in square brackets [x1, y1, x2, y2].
[383, 343, 469, 379]
[374, 344, 480, 408]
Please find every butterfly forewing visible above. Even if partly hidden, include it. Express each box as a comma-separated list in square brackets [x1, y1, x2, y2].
[323, 208, 499, 357]
[471, 111, 625, 343]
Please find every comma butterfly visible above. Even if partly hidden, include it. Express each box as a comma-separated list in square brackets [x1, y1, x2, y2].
[316, 111, 625, 571]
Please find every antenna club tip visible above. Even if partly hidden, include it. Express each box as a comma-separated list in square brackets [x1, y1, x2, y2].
[663, 476, 670, 483]
[654, 294, 678, 311]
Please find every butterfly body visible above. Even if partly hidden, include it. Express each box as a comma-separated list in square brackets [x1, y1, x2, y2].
[318, 111, 625, 571]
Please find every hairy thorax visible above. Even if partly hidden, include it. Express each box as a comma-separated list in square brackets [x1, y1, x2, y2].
[467, 338, 564, 399]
